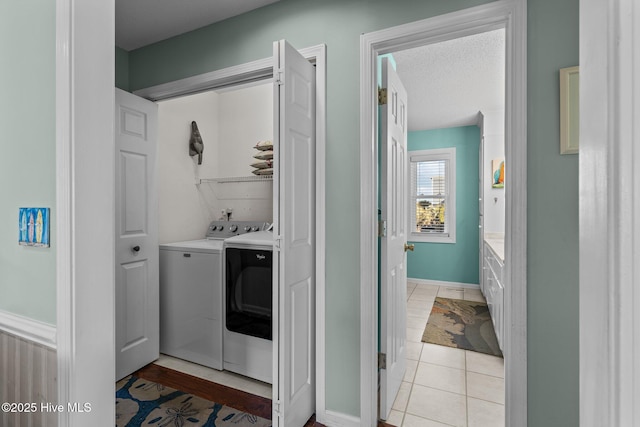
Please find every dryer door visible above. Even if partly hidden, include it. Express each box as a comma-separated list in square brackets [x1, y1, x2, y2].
[225, 247, 273, 340]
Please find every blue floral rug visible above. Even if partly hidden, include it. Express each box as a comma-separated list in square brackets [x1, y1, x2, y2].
[116, 376, 272, 427]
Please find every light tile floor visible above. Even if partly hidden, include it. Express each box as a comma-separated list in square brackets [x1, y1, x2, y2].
[154, 354, 272, 399]
[386, 282, 505, 427]
[154, 281, 503, 427]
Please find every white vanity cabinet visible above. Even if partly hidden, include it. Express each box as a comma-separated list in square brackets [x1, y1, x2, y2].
[482, 240, 504, 351]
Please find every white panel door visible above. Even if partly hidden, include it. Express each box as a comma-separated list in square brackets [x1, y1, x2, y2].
[115, 88, 159, 380]
[379, 57, 408, 420]
[272, 39, 316, 427]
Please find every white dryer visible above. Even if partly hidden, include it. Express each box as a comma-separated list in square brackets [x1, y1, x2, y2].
[223, 230, 274, 383]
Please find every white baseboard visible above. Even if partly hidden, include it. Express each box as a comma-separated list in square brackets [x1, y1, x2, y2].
[0, 309, 56, 349]
[408, 277, 480, 289]
[317, 410, 361, 427]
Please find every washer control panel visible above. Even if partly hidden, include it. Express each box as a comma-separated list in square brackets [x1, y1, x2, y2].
[206, 221, 269, 240]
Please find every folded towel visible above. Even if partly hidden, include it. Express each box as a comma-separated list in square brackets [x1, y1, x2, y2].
[251, 160, 273, 169]
[253, 150, 274, 160]
[254, 140, 273, 151]
[251, 168, 273, 176]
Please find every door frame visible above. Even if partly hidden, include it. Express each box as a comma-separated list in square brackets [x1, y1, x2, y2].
[359, 1, 527, 426]
[55, 1, 327, 420]
[579, 0, 640, 425]
[56, 0, 116, 425]
[477, 112, 485, 294]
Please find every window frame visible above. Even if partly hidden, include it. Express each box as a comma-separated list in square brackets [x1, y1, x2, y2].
[408, 147, 456, 243]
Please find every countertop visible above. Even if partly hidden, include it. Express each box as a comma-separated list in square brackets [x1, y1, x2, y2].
[484, 233, 505, 262]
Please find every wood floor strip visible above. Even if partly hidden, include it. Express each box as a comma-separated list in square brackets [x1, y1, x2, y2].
[131, 362, 394, 427]
[132, 363, 273, 419]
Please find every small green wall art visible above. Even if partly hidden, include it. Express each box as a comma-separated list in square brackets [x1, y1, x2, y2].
[492, 158, 505, 188]
[18, 207, 50, 247]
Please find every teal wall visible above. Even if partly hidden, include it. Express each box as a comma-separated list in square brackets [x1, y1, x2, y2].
[120, 0, 580, 423]
[407, 126, 480, 285]
[115, 47, 130, 91]
[0, 0, 56, 324]
[528, 0, 579, 425]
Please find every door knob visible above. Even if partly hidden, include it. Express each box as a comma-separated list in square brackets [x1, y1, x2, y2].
[404, 243, 415, 252]
[132, 245, 140, 253]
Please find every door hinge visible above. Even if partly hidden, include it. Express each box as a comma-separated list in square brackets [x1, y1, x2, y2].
[274, 235, 282, 250]
[378, 88, 388, 105]
[378, 220, 387, 237]
[273, 400, 282, 416]
[276, 68, 285, 86]
[378, 352, 387, 369]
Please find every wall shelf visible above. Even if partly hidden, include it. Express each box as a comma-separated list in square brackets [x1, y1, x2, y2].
[198, 175, 273, 185]
[196, 174, 273, 200]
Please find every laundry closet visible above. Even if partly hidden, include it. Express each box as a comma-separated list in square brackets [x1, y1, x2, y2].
[156, 80, 274, 244]
[155, 80, 276, 384]
[115, 40, 319, 426]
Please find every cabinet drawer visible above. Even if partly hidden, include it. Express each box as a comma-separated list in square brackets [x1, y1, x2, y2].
[485, 250, 503, 284]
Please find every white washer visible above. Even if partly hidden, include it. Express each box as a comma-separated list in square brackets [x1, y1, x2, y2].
[159, 221, 269, 370]
[223, 230, 274, 383]
[159, 238, 224, 369]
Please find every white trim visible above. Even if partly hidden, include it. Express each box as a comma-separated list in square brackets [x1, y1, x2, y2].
[312, 46, 328, 426]
[408, 278, 480, 290]
[133, 58, 273, 101]
[134, 45, 321, 101]
[0, 310, 56, 349]
[321, 410, 362, 427]
[408, 147, 455, 160]
[477, 111, 486, 292]
[55, 1, 72, 426]
[56, 0, 116, 426]
[360, 2, 527, 426]
[580, 0, 640, 425]
[502, 2, 528, 424]
[359, 27, 378, 427]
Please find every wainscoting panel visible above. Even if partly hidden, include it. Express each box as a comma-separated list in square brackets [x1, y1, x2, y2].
[0, 330, 57, 427]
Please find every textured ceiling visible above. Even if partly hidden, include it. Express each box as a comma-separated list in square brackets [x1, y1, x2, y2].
[115, 0, 282, 51]
[393, 29, 505, 131]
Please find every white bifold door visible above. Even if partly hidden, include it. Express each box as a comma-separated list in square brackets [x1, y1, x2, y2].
[379, 57, 409, 420]
[272, 39, 316, 427]
[115, 88, 159, 381]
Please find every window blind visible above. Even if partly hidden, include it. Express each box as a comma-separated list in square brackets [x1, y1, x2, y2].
[411, 159, 448, 234]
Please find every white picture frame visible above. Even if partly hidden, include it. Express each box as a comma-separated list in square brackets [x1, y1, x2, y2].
[560, 66, 579, 154]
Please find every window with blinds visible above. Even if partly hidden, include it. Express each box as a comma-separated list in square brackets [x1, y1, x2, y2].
[409, 147, 456, 243]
